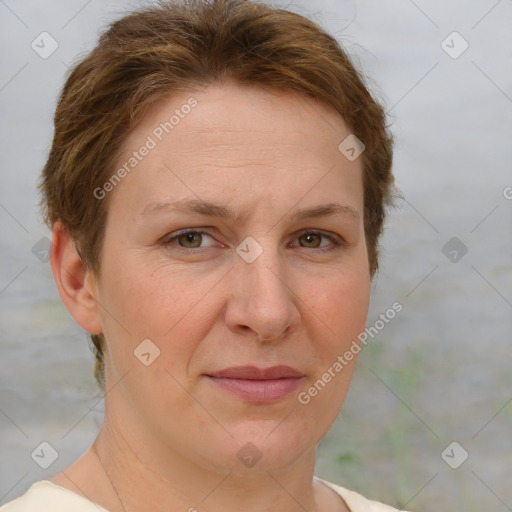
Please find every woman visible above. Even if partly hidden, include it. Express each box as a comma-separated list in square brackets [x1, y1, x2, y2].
[1, 1, 404, 510]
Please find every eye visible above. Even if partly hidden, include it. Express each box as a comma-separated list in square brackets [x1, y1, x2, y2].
[161, 228, 343, 253]
[294, 230, 343, 251]
[162, 229, 219, 249]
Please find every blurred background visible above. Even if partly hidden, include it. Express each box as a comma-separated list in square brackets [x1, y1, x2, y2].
[0, 0, 511, 510]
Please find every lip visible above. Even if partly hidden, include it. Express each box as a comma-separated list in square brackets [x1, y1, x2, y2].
[209, 365, 304, 380]
[206, 365, 305, 403]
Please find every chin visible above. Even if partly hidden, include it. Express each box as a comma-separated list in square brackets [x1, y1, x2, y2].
[199, 419, 318, 474]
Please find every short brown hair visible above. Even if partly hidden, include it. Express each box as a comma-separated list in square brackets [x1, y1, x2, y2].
[40, 0, 394, 388]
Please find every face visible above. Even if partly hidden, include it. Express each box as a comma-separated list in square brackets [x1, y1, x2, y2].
[93, 81, 370, 473]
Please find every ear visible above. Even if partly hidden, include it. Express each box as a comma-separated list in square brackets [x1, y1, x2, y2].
[49, 221, 103, 334]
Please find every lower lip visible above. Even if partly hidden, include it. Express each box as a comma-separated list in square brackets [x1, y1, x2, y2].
[206, 376, 304, 403]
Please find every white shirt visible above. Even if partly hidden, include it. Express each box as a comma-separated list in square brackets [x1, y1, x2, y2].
[0, 478, 408, 512]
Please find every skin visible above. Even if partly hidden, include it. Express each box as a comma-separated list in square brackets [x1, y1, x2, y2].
[49, 81, 371, 512]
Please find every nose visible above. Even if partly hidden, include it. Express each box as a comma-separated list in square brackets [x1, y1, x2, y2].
[224, 244, 301, 342]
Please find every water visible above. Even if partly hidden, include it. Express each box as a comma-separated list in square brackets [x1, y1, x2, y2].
[1, 1, 511, 510]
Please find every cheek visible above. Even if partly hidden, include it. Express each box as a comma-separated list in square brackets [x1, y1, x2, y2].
[333, 279, 369, 332]
[302, 269, 370, 351]
[98, 254, 220, 367]
[300, 271, 369, 412]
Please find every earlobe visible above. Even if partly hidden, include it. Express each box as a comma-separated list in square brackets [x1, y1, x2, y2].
[50, 222, 103, 334]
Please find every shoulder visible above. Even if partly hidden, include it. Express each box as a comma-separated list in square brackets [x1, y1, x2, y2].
[0, 480, 110, 512]
[3, 477, 408, 512]
[314, 476, 410, 512]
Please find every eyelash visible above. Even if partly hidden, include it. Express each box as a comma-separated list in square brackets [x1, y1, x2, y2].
[161, 229, 344, 252]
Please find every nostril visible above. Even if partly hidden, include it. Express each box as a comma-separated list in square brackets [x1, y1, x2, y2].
[236, 325, 254, 336]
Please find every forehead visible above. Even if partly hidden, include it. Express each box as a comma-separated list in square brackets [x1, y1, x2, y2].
[127, 80, 351, 160]
[107, 81, 364, 218]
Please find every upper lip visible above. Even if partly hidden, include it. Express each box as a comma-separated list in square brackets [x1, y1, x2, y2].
[207, 365, 304, 380]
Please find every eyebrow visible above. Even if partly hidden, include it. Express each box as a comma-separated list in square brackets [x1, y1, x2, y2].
[140, 199, 360, 223]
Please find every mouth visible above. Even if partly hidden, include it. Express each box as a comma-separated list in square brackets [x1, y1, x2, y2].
[205, 365, 305, 403]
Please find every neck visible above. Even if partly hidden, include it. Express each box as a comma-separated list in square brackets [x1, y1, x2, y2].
[92, 410, 324, 512]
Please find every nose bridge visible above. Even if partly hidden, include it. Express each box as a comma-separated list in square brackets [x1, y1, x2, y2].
[227, 235, 299, 340]
[242, 239, 284, 295]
